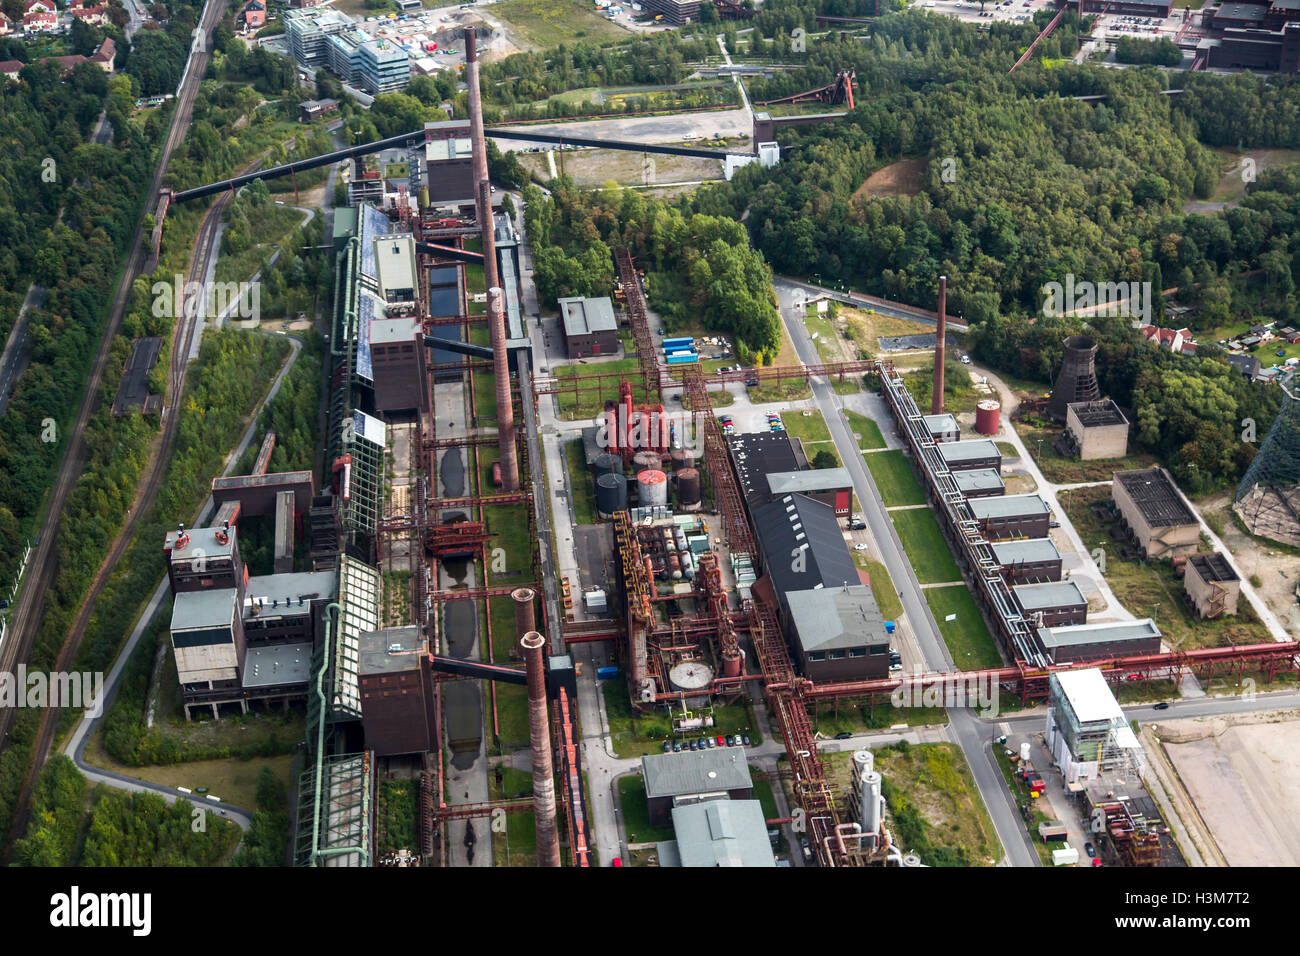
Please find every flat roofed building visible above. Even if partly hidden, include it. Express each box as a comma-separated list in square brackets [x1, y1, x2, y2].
[424, 120, 474, 205]
[242, 643, 313, 690]
[991, 537, 1063, 582]
[765, 467, 852, 517]
[953, 468, 1005, 499]
[1184, 552, 1241, 619]
[786, 584, 890, 683]
[559, 295, 619, 358]
[374, 233, 416, 302]
[937, 438, 1001, 472]
[923, 413, 960, 443]
[358, 37, 410, 95]
[369, 313, 429, 415]
[967, 493, 1052, 540]
[656, 800, 776, 867]
[1045, 668, 1144, 785]
[1066, 400, 1129, 461]
[1013, 580, 1087, 627]
[165, 524, 241, 592]
[1036, 618, 1161, 664]
[731, 431, 802, 510]
[242, 569, 337, 646]
[1112, 468, 1200, 559]
[358, 625, 437, 756]
[640, 0, 701, 24]
[171, 587, 244, 696]
[642, 748, 753, 827]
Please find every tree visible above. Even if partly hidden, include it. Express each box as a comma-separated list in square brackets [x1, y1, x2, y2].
[812, 450, 838, 469]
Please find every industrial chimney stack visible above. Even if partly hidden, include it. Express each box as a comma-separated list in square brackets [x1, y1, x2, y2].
[520, 631, 562, 867]
[932, 275, 947, 415]
[465, 28, 519, 491]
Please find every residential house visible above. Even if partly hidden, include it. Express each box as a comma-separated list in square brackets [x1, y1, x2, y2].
[68, 4, 108, 25]
[240, 0, 267, 29]
[1138, 323, 1196, 356]
[23, 2, 59, 33]
[0, 12, 13, 34]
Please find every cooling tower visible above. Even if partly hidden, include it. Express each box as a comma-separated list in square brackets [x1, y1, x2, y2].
[1050, 335, 1101, 421]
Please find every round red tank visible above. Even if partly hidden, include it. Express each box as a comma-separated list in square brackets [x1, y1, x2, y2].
[491, 461, 503, 488]
[722, 648, 742, 678]
[975, 400, 1001, 436]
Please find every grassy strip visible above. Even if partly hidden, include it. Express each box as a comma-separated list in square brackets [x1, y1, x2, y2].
[891, 508, 962, 583]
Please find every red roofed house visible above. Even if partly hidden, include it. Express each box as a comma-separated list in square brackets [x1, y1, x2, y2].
[69, 4, 109, 26]
[0, 12, 13, 35]
[240, 0, 266, 29]
[1139, 324, 1196, 356]
[0, 60, 22, 79]
[23, 3, 59, 33]
[89, 35, 113, 72]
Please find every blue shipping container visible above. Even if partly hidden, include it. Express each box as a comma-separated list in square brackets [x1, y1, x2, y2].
[665, 352, 699, 365]
[661, 336, 694, 350]
[596, 666, 621, 680]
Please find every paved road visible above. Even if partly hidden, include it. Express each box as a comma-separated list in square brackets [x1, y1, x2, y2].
[773, 278, 1040, 867]
[59, 333, 303, 838]
[775, 276, 965, 332]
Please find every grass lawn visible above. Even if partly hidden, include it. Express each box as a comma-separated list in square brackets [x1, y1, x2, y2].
[781, 408, 832, 445]
[803, 309, 841, 362]
[812, 701, 946, 736]
[490, 767, 537, 866]
[617, 775, 676, 845]
[555, 356, 647, 419]
[491, 0, 631, 49]
[892, 507, 961, 583]
[845, 410, 887, 450]
[565, 438, 597, 525]
[483, 499, 534, 581]
[925, 586, 1002, 670]
[749, 770, 787, 854]
[860, 557, 902, 621]
[601, 681, 760, 757]
[866, 450, 926, 507]
[1059, 486, 1271, 650]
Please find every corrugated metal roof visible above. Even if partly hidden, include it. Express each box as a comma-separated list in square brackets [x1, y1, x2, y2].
[1052, 668, 1125, 725]
[786, 584, 887, 652]
[765, 467, 851, 496]
[1037, 619, 1160, 649]
[668, 800, 776, 868]
[641, 748, 752, 799]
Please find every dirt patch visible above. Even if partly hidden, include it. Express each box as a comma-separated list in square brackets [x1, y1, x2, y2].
[853, 157, 926, 201]
[1158, 710, 1300, 866]
[1201, 493, 1300, 632]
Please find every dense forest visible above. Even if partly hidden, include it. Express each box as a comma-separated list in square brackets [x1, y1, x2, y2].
[523, 179, 783, 358]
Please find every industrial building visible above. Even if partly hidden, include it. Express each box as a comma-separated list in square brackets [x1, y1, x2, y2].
[559, 295, 620, 358]
[641, 748, 754, 827]
[752, 493, 862, 607]
[1078, 0, 1172, 14]
[764, 467, 853, 517]
[423, 120, 475, 207]
[1064, 400, 1129, 461]
[785, 585, 890, 683]
[1183, 552, 1241, 619]
[639, 0, 701, 24]
[991, 537, 1063, 583]
[936, 438, 1002, 473]
[1044, 668, 1144, 786]
[1112, 468, 1200, 559]
[953, 468, 1004, 499]
[656, 800, 777, 867]
[1012, 580, 1088, 627]
[1199, 0, 1300, 72]
[922, 413, 960, 443]
[358, 625, 439, 756]
[731, 431, 805, 509]
[966, 493, 1052, 540]
[1035, 619, 1161, 664]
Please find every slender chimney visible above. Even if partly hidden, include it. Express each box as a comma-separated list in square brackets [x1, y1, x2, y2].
[932, 275, 947, 416]
[489, 284, 519, 491]
[520, 631, 561, 867]
[512, 587, 536, 648]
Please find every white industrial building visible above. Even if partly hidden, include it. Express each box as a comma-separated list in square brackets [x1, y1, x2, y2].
[1044, 668, 1144, 787]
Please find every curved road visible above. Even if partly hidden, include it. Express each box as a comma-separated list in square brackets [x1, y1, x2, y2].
[60, 333, 304, 834]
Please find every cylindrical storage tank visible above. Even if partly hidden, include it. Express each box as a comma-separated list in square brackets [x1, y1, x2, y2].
[680, 550, 694, 579]
[1020, 741, 1031, 764]
[632, 451, 660, 476]
[668, 552, 682, 580]
[673, 528, 688, 552]
[669, 448, 694, 471]
[603, 408, 619, 456]
[595, 473, 627, 517]
[668, 659, 714, 693]
[975, 400, 1001, 436]
[593, 452, 621, 480]
[853, 750, 874, 782]
[637, 469, 668, 507]
[861, 771, 882, 835]
[676, 467, 702, 508]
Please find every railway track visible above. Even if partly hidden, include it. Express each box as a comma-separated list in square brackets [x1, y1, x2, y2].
[0, 0, 230, 854]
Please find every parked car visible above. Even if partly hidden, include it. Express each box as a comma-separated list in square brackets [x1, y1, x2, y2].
[725, 735, 735, 747]
[1084, 842, 1096, 858]
[672, 739, 681, 752]
[889, 663, 903, 672]
[716, 735, 725, 747]
[850, 521, 867, 530]
[663, 741, 672, 753]
[705, 736, 716, 748]
[689, 738, 699, 750]
[834, 731, 853, 740]
[742, 734, 751, 746]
